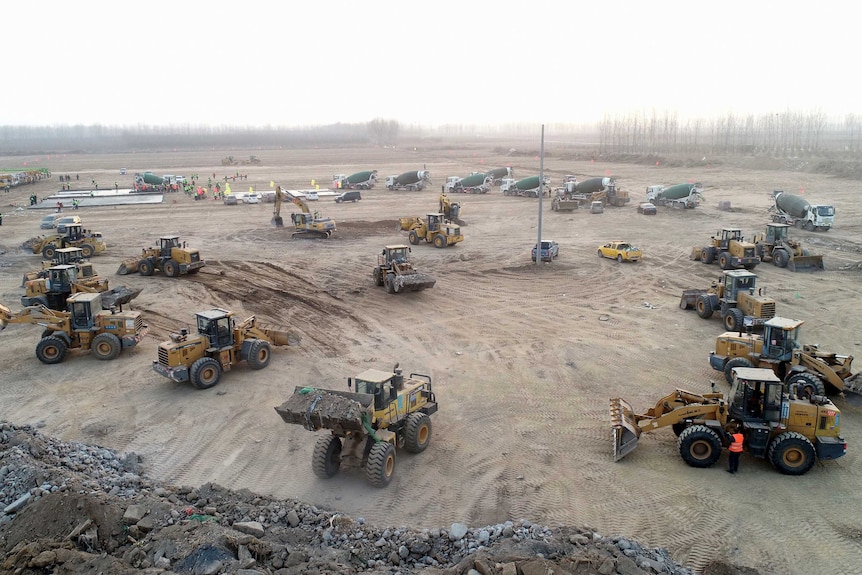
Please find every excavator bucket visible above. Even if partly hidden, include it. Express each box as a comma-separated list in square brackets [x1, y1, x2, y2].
[101, 286, 142, 309]
[787, 254, 825, 272]
[116, 257, 142, 275]
[610, 397, 641, 462]
[272, 215, 283, 227]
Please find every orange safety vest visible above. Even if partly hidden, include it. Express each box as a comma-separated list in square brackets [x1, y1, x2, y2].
[729, 433, 744, 453]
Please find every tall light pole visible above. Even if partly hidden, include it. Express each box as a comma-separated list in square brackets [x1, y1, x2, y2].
[536, 124, 544, 266]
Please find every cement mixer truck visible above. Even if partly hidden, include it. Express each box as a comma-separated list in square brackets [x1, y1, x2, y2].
[646, 183, 703, 209]
[452, 172, 490, 194]
[771, 190, 834, 231]
[385, 170, 431, 191]
[486, 167, 513, 186]
[501, 176, 550, 197]
[333, 171, 378, 190]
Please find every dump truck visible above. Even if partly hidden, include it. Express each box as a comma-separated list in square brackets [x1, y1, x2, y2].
[385, 170, 431, 191]
[271, 186, 336, 238]
[486, 167, 513, 186]
[152, 308, 295, 389]
[611, 367, 846, 475]
[274, 363, 438, 487]
[646, 183, 703, 209]
[753, 223, 824, 272]
[24, 224, 107, 259]
[452, 173, 490, 194]
[501, 176, 550, 197]
[398, 213, 463, 248]
[771, 190, 834, 231]
[21, 264, 141, 311]
[691, 228, 759, 270]
[333, 170, 378, 190]
[117, 236, 205, 276]
[679, 269, 776, 332]
[0, 291, 147, 364]
[708, 316, 862, 403]
[373, 245, 436, 293]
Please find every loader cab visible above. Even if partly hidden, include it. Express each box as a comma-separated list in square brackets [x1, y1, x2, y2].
[67, 292, 102, 331]
[63, 224, 85, 242]
[54, 247, 85, 266]
[761, 317, 803, 361]
[729, 367, 785, 424]
[719, 228, 743, 246]
[724, 270, 757, 301]
[766, 223, 791, 244]
[426, 213, 443, 232]
[351, 368, 399, 411]
[46, 265, 77, 293]
[383, 245, 409, 266]
[160, 237, 181, 257]
[196, 309, 234, 349]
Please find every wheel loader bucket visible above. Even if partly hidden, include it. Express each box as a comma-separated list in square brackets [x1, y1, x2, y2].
[116, 258, 141, 275]
[610, 397, 641, 462]
[399, 217, 420, 231]
[787, 254, 824, 272]
[101, 286, 142, 308]
[395, 273, 436, 292]
[679, 289, 707, 310]
[689, 246, 702, 261]
[275, 386, 373, 433]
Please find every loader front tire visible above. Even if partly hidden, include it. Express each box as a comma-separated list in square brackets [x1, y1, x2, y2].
[786, 372, 825, 399]
[312, 435, 342, 479]
[408, 231, 420, 245]
[91, 332, 121, 360]
[773, 249, 789, 268]
[42, 245, 57, 259]
[678, 425, 722, 468]
[190, 357, 222, 389]
[404, 413, 432, 454]
[36, 336, 67, 364]
[247, 340, 271, 370]
[700, 248, 714, 264]
[768, 432, 816, 475]
[696, 295, 714, 319]
[366, 441, 396, 487]
[386, 274, 396, 294]
[138, 260, 154, 276]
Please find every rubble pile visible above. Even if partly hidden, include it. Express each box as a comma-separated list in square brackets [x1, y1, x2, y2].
[0, 422, 748, 575]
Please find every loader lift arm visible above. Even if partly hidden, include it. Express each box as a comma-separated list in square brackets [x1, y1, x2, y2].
[0, 302, 69, 332]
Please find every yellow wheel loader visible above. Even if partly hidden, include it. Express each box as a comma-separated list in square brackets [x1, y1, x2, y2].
[753, 223, 824, 272]
[373, 245, 436, 293]
[0, 291, 147, 364]
[398, 213, 463, 248]
[679, 269, 776, 331]
[117, 236, 205, 276]
[24, 224, 106, 259]
[21, 263, 140, 312]
[275, 363, 438, 487]
[153, 309, 296, 389]
[611, 367, 846, 475]
[691, 228, 759, 270]
[708, 316, 862, 404]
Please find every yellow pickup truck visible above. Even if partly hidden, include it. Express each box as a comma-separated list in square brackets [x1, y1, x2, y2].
[598, 241, 642, 263]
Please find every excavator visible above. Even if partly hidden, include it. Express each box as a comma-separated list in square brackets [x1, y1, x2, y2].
[271, 186, 336, 238]
[438, 193, 464, 225]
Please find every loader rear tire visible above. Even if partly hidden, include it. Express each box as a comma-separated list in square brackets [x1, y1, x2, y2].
[190, 357, 222, 389]
[91, 332, 121, 360]
[768, 431, 816, 475]
[366, 441, 395, 487]
[247, 340, 271, 370]
[312, 435, 342, 479]
[678, 425, 722, 468]
[696, 295, 714, 319]
[42, 245, 57, 259]
[80, 244, 95, 258]
[786, 372, 825, 399]
[138, 260, 154, 276]
[373, 267, 384, 286]
[404, 413, 432, 454]
[164, 259, 179, 278]
[408, 231, 420, 245]
[723, 308, 745, 332]
[773, 249, 789, 268]
[36, 336, 67, 365]
[723, 357, 754, 383]
[718, 252, 731, 270]
[433, 235, 447, 248]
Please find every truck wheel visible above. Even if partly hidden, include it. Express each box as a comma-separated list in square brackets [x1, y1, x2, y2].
[312, 435, 342, 479]
[723, 308, 745, 332]
[366, 441, 396, 487]
[616, 254, 623, 263]
[404, 413, 432, 454]
[768, 431, 816, 475]
[139, 260, 154, 276]
[190, 357, 222, 389]
[91, 332, 121, 360]
[164, 259, 179, 278]
[723, 357, 754, 384]
[433, 235, 447, 248]
[36, 336, 68, 364]
[700, 248, 714, 264]
[408, 231, 420, 245]
[695, 295, 714, 319]
[773, 249, 788, 268]
[718, 252, 731, 270]
[42, 245, 57, 259]
[80, 244, 95, 258]
[246, 340, 271, 370]
[373, 267, 384, 286]
[386, 274, 397, 294]
[678, 425, 722, 468]
[786, 372, 825, 399]
[804, 221, 815, 231]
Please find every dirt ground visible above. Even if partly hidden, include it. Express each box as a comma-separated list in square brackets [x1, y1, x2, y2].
[2, 144, 862, 574]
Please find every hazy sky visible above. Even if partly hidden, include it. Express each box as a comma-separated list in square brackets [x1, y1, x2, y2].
[5, 1, 857, 127]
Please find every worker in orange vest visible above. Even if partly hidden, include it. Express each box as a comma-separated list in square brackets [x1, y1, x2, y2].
[727, 428, 744, 474]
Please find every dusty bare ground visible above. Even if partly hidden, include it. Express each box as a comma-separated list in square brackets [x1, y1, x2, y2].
[2, 145, 862, 574]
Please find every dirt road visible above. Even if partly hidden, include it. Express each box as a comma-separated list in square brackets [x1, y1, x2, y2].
[1, 146, 861, 573]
